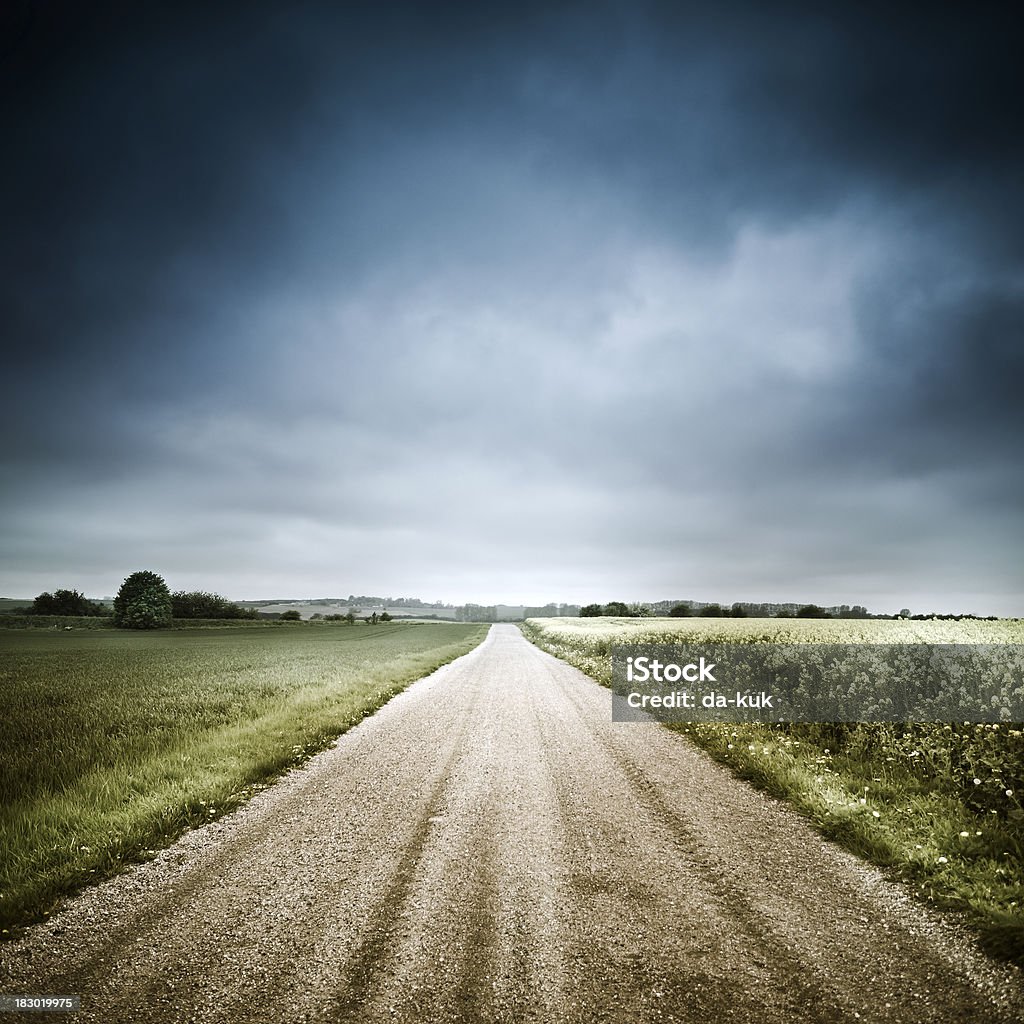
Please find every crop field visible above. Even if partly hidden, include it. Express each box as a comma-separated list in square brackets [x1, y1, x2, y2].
[522, 616, 1024, 961]
[0, 622, 487, 934]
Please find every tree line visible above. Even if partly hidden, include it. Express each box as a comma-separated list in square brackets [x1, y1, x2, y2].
[24, 572, 256, 628]
[580, 601, 769, 618]
[579, 601, 997, 620]
[22, 572, 401, 629]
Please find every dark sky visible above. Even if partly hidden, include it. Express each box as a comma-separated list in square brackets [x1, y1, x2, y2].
[3, 1, 1022, 613]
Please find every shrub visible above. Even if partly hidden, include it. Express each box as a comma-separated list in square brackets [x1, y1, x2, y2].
[603, 601, 630, 616]
[113, 571, 172, 629]
[170, 591, 257, 619]
[31, 589, 106, 617]
[279, 610, 302, 621]
[797, 604, 830, 618]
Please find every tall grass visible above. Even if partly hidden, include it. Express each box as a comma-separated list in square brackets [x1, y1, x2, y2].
[0, 623, 487, 934]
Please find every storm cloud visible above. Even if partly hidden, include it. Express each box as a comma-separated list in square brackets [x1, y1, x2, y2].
[2, 1, 1022, 613]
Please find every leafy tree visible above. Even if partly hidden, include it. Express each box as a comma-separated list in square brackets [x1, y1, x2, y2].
[344, 612, 356, 624]
[580, 604, 604, 617]
[113, 571, 172, 629]
[603, 601, 630, 616]
[279, 609, 302, 621]
[796, 604, 830, 618]
[380, 611, 392, 622]
[31, 589, 106, 616]
[699, 603, 724, 617]
[730, 602, 748, 618]
[668, 603, 692, 617]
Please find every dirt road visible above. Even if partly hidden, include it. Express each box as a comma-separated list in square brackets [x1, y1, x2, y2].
[1, 624, 1021, 1022]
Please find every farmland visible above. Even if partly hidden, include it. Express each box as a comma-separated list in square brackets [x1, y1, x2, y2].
[0, 622, 487, 934]
[522, 616, 1024, 961]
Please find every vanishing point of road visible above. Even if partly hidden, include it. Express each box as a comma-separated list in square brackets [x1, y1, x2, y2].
[1, 624, 1021, 1023]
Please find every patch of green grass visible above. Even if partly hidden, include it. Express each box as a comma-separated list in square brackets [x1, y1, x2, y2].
[0, 623, 487, 935]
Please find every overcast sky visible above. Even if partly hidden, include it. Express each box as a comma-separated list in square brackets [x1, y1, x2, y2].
[2, 1, 1022, 613]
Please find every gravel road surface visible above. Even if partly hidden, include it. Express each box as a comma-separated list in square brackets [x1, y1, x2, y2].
[1, 624, 1021, 1023]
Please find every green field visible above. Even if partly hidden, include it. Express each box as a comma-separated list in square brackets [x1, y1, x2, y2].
[522, 616, 1024, 963]
[0, 622, 487, 935]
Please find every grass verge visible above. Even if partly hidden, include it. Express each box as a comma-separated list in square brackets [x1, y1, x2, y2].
[0, 622, 488, 936]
